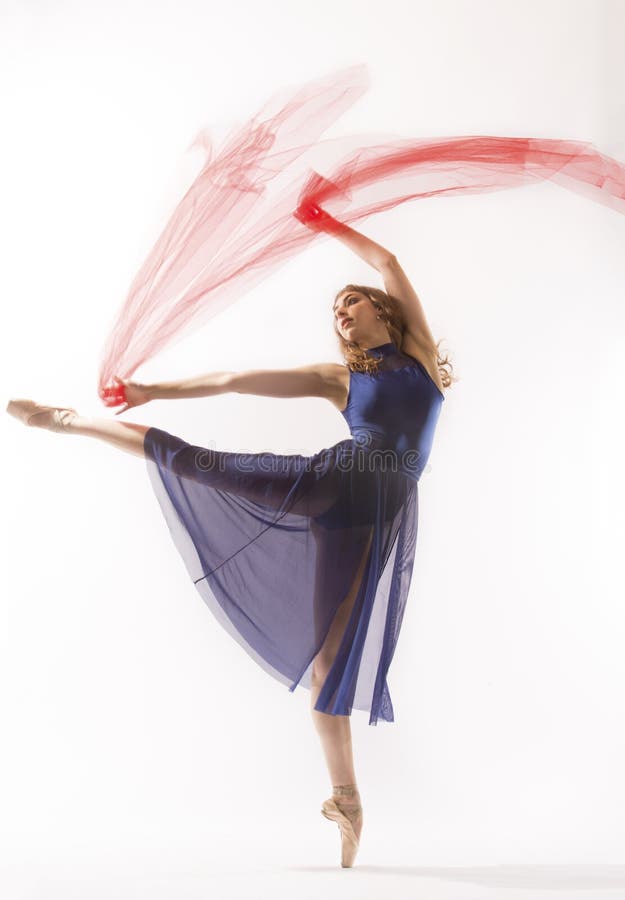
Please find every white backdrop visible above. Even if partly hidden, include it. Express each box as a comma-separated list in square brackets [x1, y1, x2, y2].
[2, 1, 624, 897]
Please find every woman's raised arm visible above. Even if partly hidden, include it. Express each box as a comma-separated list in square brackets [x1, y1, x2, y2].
[297, 203, 438, 355]
[295, 202, 393, 270]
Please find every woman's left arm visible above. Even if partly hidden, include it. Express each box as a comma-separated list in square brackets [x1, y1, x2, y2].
[296, 204, 438, 355]
[377, 255, 438, 355]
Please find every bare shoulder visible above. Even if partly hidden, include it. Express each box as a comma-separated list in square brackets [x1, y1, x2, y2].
[399, 332, 445, 394]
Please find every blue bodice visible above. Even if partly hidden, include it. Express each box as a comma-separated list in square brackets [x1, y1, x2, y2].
[340, 341, 444, 480]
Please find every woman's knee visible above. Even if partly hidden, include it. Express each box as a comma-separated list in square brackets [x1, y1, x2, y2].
[311, 654, 331, 686]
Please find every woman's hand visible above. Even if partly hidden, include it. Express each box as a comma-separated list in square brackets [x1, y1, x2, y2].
[294, 201, 342, 234]
[111, 376, 153, 415]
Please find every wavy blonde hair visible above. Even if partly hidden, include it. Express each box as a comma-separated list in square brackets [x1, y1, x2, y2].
[333, 284, 455, 389]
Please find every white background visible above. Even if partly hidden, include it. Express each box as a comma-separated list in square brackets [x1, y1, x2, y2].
[2, 1, 624, 897]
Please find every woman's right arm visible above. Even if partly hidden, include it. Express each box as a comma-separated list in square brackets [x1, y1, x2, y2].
[228, 363, 344, 401]
[116, 363, 345, 412]
[148, 370, 233, 400]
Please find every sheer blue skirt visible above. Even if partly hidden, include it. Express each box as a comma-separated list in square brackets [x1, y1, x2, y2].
[143, 427, 419, 725]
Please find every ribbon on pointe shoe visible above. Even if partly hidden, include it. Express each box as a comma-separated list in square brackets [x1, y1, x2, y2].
[27, 405, 78, 432]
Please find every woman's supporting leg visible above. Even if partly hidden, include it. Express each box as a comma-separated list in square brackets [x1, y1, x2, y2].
[310, 528, 373, 842]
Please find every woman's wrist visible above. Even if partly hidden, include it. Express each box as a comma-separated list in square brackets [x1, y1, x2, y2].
[145, 380, 184, 400]
[144, 382, 162, 400]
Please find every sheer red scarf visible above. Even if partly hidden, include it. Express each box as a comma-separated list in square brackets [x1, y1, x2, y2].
[98, 64, 625, 406]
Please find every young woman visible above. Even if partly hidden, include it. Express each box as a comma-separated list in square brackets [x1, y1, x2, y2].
[7, 214, 451, 868]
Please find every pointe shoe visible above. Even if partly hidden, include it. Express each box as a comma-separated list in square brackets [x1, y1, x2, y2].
[6, 399, 78, 433]
[321, 796, 363, 868]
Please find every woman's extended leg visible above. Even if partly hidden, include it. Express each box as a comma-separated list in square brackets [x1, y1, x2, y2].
[67, 415, 149, 457]
[6, 400, 149, 458]
[7, 402, 345, 520]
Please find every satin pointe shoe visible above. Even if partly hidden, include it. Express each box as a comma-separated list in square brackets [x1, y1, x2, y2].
[321, 785, 363, 868]
[6, 399, 79, 433]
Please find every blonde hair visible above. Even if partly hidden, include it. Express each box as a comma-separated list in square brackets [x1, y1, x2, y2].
[333, 284, 455, 389]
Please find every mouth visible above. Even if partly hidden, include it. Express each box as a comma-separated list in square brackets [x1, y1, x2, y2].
[341, 318, 354, 329]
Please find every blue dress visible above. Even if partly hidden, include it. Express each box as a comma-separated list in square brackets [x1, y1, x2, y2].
[143, 341, 444, 725]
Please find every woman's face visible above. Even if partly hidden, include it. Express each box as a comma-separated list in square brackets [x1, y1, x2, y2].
[332, 290, 381, 341]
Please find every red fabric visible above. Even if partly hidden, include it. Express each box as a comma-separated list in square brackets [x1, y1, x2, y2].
[98, 64, 625, 407]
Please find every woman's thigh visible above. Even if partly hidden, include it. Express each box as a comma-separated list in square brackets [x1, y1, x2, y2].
[311, 525, 374, 679]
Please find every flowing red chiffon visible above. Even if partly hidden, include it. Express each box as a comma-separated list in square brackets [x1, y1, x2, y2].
[98, 63, 625, 404]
